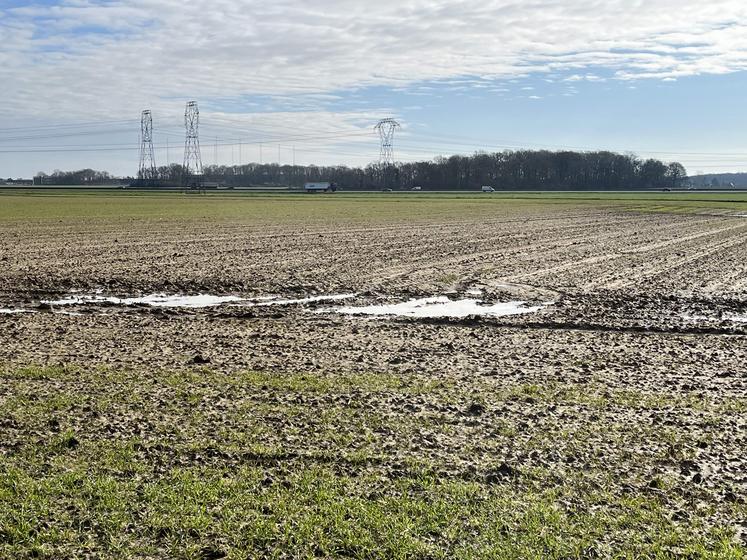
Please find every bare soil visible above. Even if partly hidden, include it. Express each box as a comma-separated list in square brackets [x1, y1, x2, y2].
[1, 201, 746, 556]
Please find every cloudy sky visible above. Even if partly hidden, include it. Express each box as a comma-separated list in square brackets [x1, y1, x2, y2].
[2, 0, 747, 177]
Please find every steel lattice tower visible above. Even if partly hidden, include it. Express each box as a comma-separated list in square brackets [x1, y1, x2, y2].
[375, 118, 400, 165]
[183, 101, 203, 179]
[138, 110, 157, 180]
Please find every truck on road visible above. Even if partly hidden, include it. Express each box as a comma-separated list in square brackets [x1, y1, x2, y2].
[304, 182, 337, 193]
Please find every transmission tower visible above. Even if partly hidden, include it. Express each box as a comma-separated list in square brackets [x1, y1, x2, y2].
[375, 118, 400, 165]
[137, 110, 157, 180]
[183, 101, 203, 180]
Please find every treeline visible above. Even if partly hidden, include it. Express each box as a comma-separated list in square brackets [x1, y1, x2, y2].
[156, 150, 688, 190]
[36, 150, 688, 190]
[689, 173, 746, 188]
[34, 169, 122, 185]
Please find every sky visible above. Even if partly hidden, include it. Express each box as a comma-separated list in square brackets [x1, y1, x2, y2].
[2, 0, 747, 177]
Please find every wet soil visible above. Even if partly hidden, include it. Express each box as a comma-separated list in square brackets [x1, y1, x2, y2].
[1, 205, 746, 549]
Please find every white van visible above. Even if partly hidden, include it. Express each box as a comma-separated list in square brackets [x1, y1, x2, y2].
[481, 185, 495, 193]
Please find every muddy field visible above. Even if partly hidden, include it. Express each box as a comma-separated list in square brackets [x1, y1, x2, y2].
[1, 192, 746, 558]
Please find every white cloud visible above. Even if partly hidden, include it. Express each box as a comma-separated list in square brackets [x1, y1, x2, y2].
[1, 0, 746, 121]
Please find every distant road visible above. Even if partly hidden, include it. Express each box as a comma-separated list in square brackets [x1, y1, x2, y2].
[2, 185, 747, 194]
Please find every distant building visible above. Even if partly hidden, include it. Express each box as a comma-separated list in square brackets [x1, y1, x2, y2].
[304, 182, 337, 193]
[2, 178, 33, 186]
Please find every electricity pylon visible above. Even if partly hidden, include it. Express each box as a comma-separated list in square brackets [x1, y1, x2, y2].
[138, 110, 157, 180]
[183, 101, 203, 182]
[375, 118, 400, 165]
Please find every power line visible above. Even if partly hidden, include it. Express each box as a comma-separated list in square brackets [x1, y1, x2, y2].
[199, 128, 374, 145]
[7, 126, 740, 163]
[2, 113, 746, 172]
[201, 118, 365, 139]
[4, 140, 747, 168]
[399, 130, 747, 158]
[0, 128, 138, 143]
[0, 119, 138, 134]
[0, 130, 375, 153]
[3, 113, 745, 159]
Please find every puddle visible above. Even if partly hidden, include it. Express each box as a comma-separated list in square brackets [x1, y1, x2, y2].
[40, 292, 356, 310]
[681, 314, 708, 323]
[321, 296, 550, 318]
[682, 313, 747, 324]
[249, 294, 356, 307]
[13, 291, 549, 318]
[43, 294, 243, 308]
[0, 308, 36, 315]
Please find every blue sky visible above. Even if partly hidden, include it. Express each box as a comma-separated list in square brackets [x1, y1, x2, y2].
[2, 0, 747, 177]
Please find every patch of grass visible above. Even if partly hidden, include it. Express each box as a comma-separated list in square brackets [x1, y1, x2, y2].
[1, 365, 744, 558]
[1, 458, 742, 559]
[234, 369, 441, 394]
[0, 364, 83, 380]
[1, 190, 745, 224]
[499, 381, 747, 414]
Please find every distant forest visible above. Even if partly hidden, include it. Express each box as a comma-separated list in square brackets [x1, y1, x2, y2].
[33, 169, 121, 186]
[33, 150, 687, 190]
[689, 172, 747, 188]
